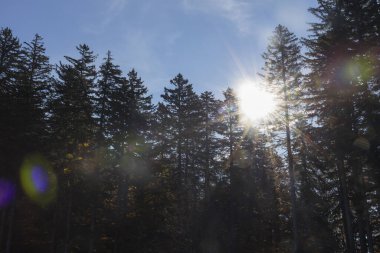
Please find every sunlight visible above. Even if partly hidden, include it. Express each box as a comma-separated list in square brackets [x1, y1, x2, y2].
[237, 80, 277, 122]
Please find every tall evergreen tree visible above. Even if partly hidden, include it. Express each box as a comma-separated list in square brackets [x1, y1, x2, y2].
[0, 27, 22, 177]
[198, 91, 222, 200]
[49, 44, 97, 253]
[17, 34, 52, 154]
[261, 24, 303, 252]
[51, 44, 96, 152]
[155, 73, 201, 252]
[95, 51, 123, 144]
[0, 27, 22, 253]
[107, 68, 153, 252]
[219, 87, 243, 253]
[303, 0, 380, 251]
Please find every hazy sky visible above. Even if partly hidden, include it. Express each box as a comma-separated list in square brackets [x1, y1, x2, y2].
[1, 0, 317, 100]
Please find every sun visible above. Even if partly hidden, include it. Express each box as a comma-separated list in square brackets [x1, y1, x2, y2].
[237, 80, 277, 122]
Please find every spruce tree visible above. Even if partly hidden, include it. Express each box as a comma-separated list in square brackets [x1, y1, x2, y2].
[107, 68, 153, 252]
[17, 34, 52, 154]
[0, 27, 22, 253]
[261, 24, 303, 252]
[51, 44, 96, 152]
[0, 27, 22, 176]
[303, 1, 379, 251]
[198, 91, 222, 200]
[219, 87, 243, 253]
[155, 73, 201, 252]
[95, 51, 123, 144]
[50, 44, 97, 253]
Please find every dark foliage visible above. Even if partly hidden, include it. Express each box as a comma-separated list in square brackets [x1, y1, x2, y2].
[0, 2, 379, 251]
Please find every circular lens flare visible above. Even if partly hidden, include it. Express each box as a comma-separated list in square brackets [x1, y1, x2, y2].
[0, 179, 15, 208]
[237, 80, 277, 122]
[31, 166, 49, 193]
[20, 154, 57, 206]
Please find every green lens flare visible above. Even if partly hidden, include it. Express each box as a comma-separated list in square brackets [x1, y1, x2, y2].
[20, 154, 57, 206]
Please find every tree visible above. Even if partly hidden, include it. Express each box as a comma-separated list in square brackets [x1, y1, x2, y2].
[155, 73, 201, 252]
[17, 34, 52, 154]
[0, 27, 22, 176]
[0, 27, 22, 253]
[108, 68, 153, 252]
[218, 87, 243, 253]
[51, 44, 96, 151]
[50, 44, 97, 253]
[198, 91, 222, 200]
[95, 51, 123, 144]
[303, 0, 380, 251]
[261, 24, 303, 253]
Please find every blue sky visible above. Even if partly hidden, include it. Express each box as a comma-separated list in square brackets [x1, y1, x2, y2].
[1, 0, 317, 101]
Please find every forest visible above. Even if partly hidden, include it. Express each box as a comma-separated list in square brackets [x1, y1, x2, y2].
[0, 0, 379, 252]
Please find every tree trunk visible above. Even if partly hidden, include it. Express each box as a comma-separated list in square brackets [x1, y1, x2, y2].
[204, 126, 210, 201]
[5, 199, 15, 253]
[50, 205, 58, 253]
[365, 213, 374, 253]
[279, 38, 299, 252]
[227, 112, 237, 253]
[285, 107, 299, 253]
[88, 206, 96, 253]
[64, 188, 72, 253]
[283, 75, 298, 253]
[336, 158, 355, 253]
[114, 173, 128, 252]
[0, 208, 6, 249]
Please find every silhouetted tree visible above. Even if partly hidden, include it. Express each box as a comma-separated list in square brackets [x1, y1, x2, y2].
[261, 24, 303, 252]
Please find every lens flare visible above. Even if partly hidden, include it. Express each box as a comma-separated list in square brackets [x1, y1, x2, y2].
[0, 179, 15, 208]
[31, 165, 49, 193]
[20, 154, 57, 206]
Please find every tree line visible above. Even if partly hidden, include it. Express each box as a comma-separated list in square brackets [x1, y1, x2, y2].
[0, 0, 379, 252]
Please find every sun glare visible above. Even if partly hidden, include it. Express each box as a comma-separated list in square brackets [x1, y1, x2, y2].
[237, 81, 277, 122]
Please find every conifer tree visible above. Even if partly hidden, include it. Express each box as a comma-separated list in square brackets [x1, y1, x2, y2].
[155, 73, 201, 252]
[107, 68, 153, 252]
[303, 1, 380, 251]
[219, 87, 243, 253]
[95, 51, 123, 144]
[50, 44, 97, 253]
[0, 27, 22, 176]
[261, 24, 303, 252]
[17, 34, 52, 154]
[219, 87, 243, 175]
[198, 91, 222, 200]
[0, 27, 22, 253]
[51, 44, 96, 152]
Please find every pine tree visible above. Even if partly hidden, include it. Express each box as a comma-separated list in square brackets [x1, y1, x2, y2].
[155, 73, 201, 252]
[109, 69, 152, 158]
[157, 74, 199, 191]
[292, 119, 340, 252]
[108, 68, 153, 252]
[0, 27, 22, 176]
[0, 28, 21, 92]
[17, 34, 52, 154]
[261, 24, 303, 252]
[219, 87, 243, 175]
[0, 27, 22, 253]
[303, 1, 380, 251]
[95, 51, 123, 144]
[90, 51, 125, 252]
[219, 87, 243, 253]
[238, 129, 282, 252]
[198, 91, 222, 200]
[51, 44, 96, 152]
[50, 44, 97, 253]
